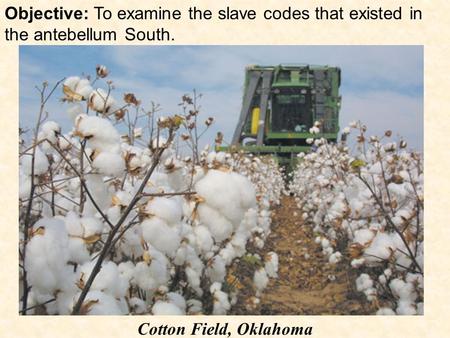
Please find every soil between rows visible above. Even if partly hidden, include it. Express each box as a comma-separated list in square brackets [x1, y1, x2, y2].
[231, 196, 374, 315]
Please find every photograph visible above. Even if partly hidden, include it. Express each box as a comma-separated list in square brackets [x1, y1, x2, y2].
[18, 45, 423, 315]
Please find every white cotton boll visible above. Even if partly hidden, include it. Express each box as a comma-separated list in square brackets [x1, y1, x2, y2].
[39, 121, 60, 144]
[184, 245, 204, 271]
[166, 168, 188, 192]
[384, 142, 397, 152]
[349, 121, 358, 128]
[81, 290, 126, 315]
[209, 282, 222, 294]
[55, 289, 78, 315]
[133, 262, 157, 290]
[25, 218, 73, 295]
[206, 256, 226, 283]
[186, 267, 202, 295]
[67, 237, 90, 264]
[254, 236, 264, 249]
[210, 283, 230, 315]
[152, 133, 171, 149]
[157, 285, 169, 294]
[75, 115, 120, 153]
[113, 190, 133, 207]
[253, 268, 269, 296]
[215, 152, 227, 163]
[364, 287, 376, 301]
[368, 162, 382, 175]
[396, 300, 417, 315]
[67, 103, 84, 122]
[321, 238, 330, 249]
[128, 156, 142, 171]
[349, 199, 364, 216]
[129, 297, 148, 314]
[391, 234, 414, 269]
[376, 307, 396, 315]
[328, 251, 342, 264]
[306, 138, 314, 144]
[64, 76, 80, 90]
[118, 261, 135, 283]
[389, 279, 417, 303]
[66, 177, 80, 194]
[206, 151, 217, 164]
[79, 261, 125, 298]
[51, 194, 77, 216]
[64, 211, 84, 237]
[147, 247, 170, 284]
[167, 292, 187, 313]
[119, 226, 144, 258]
[174, 243, 188, 266]
[187, 299, 203, 314]
[29, 291, 54, 314]
[197, 204, 233, 243]
[19, 173, 31, 199]
[309, 126, 320, 134]
[327, 228, 337, 240]
[342, 127, 351, 134]
[194, 225, 214, 253]
[64, 77, 93, 100]
[133, 248, 169, 292]
[219, 243, 237, 265]
[264, 252, 279, 278]
[119, 297, 130, 315]
[406, 273, 423, 289]
[230, 173, 257, 209]
[195, 170, 256, 226]
[21, 146, 49, 176]
[353, 229, 375, 245]
[147, 171, 171, 191]
[388, 183, 409, 201]
[323, 247, 333, 256]
[314, 139, 323, 147]
[364, 232, 395, 264]
[106, 205, 121, 224]
[145, 197, 182, 225]
[58, 135, 72, 150]
[84, 175, 111, 215]
[191, 166, 207, 185]
[92, 152, 125, 177]
[89, 88, 116, 112]
[212, 292, 230, 315]
[315, 236, 322, 244]
[356, 273, 373, 292]
[81, 216, 103, 237]
[231, 231, 249, 256]
[180, 221, 194, 239]
[350, 257, 365, 268]
[417, 302, 424, 315]
[141, 217, 181, 257]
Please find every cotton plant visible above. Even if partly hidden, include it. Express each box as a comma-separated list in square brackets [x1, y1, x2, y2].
[19, 66, 282, 315]
[289, 121, 423, 315]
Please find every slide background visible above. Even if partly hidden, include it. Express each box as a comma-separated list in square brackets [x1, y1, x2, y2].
[1, 0, 448, 337]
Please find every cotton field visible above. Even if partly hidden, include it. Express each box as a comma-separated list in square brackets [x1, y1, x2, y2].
[19, 67, 423, 315]
[19, 68, 285, 315]
[289, 122, 424, 315]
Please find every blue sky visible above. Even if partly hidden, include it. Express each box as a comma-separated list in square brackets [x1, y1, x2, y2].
[20, 45, 423, 151]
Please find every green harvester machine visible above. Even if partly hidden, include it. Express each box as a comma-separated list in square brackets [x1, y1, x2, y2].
[218, 64, 342, 169]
